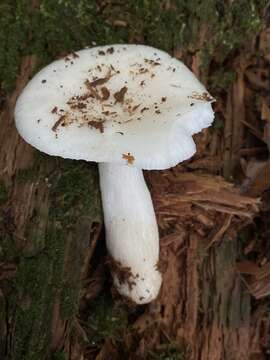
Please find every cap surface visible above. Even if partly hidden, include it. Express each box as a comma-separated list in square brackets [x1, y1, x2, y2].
[15, 44, 214, 170]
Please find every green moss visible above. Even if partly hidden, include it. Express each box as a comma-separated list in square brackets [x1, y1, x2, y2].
[200, 239, 250, 329]
[11, 256, 54, 360]
[87, 296, 128, 348]
[51, 352, 68, 360]
[50, 160, 102, 225]
[209, 69, 237, 93]
[211, 113, 224, 130]
[0, 180, 14, 263]
[9, 155, 102, 359]
[16, 167, 38, 182]
[0, 181, 8, 204]
[149, 343, 185, 360]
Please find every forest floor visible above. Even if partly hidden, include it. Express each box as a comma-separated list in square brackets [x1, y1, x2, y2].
[1, 1, 270, 359]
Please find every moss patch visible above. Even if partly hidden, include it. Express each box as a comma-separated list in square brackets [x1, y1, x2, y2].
[0, 181, 8, 204]
[149, 343, 185, 360]
[9, 156, 102, 359]
[86, 295, 128, 349]
[50, 160, 101, 225]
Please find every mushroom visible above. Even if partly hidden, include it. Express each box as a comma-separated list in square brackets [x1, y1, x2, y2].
[14, 45, 214, 304]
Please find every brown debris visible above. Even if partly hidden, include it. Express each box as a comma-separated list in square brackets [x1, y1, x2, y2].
[52, 115, 66, 132]
[76, 92, 92, 102]
[86, 76, 110, 88]
[129, 167, 260, 359]
[88, 120, 105, 133]
[140, 107, 149, 113]
[100, 86, 110, 101]
[106, 256, 136, 290]
[69, 102, 87, 110]
[107, 47, 114, 54]
[84, 80, 102, 100]
[237, 261, 270, 299]
[71, 52, 79, 58]
[152, 172, 259, 220]
[144, 58, 161, 66]
[122, 152, 135, 165]
[114, 86, 127, 103]
[138, 68, 148, 74]
[132, 104, 140, 112]
[188, 91, 214, 102]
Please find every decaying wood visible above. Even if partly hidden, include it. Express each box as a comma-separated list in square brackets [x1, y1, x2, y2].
[0, 57, 102, 359]
[135, 169, 258, 360]
[86, 167, 259, 359]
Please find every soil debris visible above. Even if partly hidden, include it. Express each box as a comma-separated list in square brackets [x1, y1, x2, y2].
[88, 120, 105, 133]
[87, 76, 110, 88]
[114, 86, 127, 103]
[106, 256, 136, 290]
[122, 152, 135, 165]
[52, 115, 66, 132]
[100, 86, 110, 100]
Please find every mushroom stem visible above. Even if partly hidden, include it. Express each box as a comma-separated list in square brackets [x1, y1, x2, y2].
[98, 163, 162, 304]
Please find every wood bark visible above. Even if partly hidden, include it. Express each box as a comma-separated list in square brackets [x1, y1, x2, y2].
[0, 56, 102, 359]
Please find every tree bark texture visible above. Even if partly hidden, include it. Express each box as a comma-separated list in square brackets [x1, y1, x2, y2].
[0, 56, 102, 359]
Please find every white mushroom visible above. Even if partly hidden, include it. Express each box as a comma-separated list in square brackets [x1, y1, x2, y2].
[14, 44, 214, 304]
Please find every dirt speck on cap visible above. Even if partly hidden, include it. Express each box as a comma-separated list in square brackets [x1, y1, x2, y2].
[122, 152, 135, 165]
[107, 47, 114, 54]
[88, 120, 105, 133]
[71, 52, 79, 58]
[114, 86, 128, 103]
[140, 107, 149, 113]
[101, 86, 110, 101]
[52, 115, 66, 132]
[87, 76, 111, 88]
[188, 91, 214, 102]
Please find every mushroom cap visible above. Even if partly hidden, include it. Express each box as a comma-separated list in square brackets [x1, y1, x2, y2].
[15, 44, 214, 170]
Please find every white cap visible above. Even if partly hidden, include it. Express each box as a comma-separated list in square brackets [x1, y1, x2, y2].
[15, 44, 214, 170]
